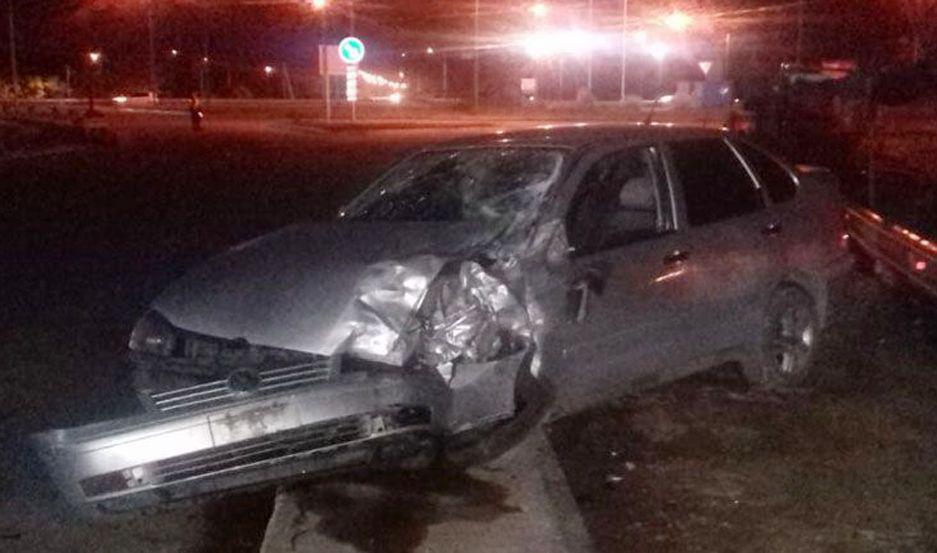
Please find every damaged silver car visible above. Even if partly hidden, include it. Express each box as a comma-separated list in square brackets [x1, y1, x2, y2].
[35, 127, 852, 514]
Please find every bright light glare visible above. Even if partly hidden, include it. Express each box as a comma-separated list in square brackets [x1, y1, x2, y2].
[528, 3, 549, 18]
[170, 49, 179, 57]
[647, 41, 670, 61]
[88, 51, 102, 64]
[263, 65, 274, 76]
[388, 92, 403, 104]
[425, 46, 435, 55]
[359, 69, 407, 90]
[633, 30, 648, 45]
[309, 0, 327, 10]
[663, 11, 692, 32]
[113, 95, 128, 104]
[520, 30, 607, 59]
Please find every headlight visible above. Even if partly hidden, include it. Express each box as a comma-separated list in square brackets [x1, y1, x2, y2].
[128, 311, 177, 356]
[416, 261, 530, 367]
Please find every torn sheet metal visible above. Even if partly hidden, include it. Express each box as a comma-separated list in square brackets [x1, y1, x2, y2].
[332, 254, 447, 366]
[418, 260, 532, 368]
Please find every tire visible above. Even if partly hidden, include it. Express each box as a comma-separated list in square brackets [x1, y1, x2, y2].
[745, 286, 819, 390]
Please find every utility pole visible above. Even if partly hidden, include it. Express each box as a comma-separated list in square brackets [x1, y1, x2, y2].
[796, 0, 804, 64]
[473, 0, 480, 109]
[200, 35, 209, 98]
[619, 0, 628, 103]
[586, 0, 593, 96]
[148, 0, 157, 101]
[724, 32, 732, 81]
[442, 55, 448, 98]
[7, 0, 18, 99]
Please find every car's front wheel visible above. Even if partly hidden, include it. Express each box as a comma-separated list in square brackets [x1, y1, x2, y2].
[745, 286, 819, 390]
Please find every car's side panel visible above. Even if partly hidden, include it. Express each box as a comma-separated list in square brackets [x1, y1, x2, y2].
[848, 206, 937, 298]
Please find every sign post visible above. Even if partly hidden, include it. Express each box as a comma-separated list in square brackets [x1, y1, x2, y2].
[346, 64, 358, 121]
[338, 36, 365, 122]
[319, 45, 332, 122]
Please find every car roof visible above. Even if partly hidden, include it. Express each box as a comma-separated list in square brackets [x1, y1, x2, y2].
[436, 123, 728, 152]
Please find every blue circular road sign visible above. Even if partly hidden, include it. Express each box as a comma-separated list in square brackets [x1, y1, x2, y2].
[338, 36, 366, 65]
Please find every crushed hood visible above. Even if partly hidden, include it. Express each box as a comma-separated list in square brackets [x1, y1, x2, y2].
[151, 221, 497, 358]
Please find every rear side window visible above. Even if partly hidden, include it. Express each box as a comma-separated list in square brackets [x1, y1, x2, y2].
[735, 141, 798, 204]
[668, 139, 763, 227]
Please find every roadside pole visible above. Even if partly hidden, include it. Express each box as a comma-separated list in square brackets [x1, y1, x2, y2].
[473, 0, 480, 110]
[320, 45, 331, 122]
[619, 0, 628, 103]
[586, 0, 593, 95]
[147, 0, 157, 103]
[8, 0, 18, 102]
[347, 63, 357, 122]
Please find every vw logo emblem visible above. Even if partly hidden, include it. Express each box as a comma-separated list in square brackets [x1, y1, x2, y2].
[227, 368, 262, 395]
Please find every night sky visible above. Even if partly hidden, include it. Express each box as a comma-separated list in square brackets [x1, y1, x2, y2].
[2, 0, 910, 88]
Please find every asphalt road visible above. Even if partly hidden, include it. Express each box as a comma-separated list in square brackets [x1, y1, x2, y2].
[3, 113, 937, 552]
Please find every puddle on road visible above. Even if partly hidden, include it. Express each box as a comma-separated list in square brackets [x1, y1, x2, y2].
[291, 469, 519, 553]
[195, 489, 275, 553]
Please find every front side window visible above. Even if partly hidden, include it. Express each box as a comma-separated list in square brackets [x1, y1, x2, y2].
[669, 138, 763, 227]
[735, 141, 798, 204]
[343, 148, 566, 227]
[567, 147, 668, 255]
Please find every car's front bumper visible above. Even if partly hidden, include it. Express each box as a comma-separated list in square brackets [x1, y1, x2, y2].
[34, 352, 529, 514]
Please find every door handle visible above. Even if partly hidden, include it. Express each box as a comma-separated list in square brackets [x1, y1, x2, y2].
[663, 250, 689, 265]
[762, 222, 783, 236]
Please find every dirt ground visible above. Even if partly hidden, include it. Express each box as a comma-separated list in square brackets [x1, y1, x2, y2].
[550, 273, 937, 553]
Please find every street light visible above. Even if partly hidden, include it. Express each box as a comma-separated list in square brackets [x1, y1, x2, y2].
[663, 10, 692, 32]
[309, 0, 327, 10]
[264, 65, 274, 76]
[170, 49, 179, 57]
[425, 46, 435, 55]
[646, 42, 669, 61]
[528, 3, 549, 18]
[86, 51, 102, 116]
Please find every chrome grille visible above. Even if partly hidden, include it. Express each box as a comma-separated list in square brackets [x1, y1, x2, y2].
[150, 417, 366, 484]
[148, 359, 333, 413]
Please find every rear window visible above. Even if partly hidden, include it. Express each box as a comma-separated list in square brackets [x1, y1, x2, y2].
[735, 142, 798, 204]
[669, 139, 763, 227]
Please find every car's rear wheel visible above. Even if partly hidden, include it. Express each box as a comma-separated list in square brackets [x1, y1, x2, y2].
[745, 286, 818, 390]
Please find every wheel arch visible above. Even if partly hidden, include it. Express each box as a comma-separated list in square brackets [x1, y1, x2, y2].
[770, 270, 827, 326]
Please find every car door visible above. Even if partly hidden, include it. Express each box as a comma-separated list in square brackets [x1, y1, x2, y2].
[542, 145, 708, 415]
[661, 137, 782, 364]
